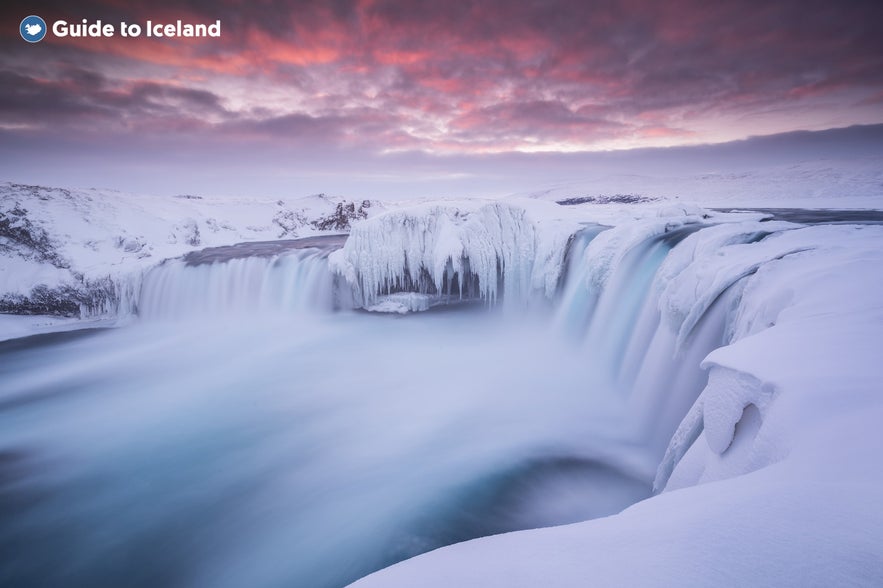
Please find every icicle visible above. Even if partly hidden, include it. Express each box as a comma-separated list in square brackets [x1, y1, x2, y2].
[328, 201, 576, 310]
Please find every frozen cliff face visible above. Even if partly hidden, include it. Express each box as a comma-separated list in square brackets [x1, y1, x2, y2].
[328, 199, 580, 310]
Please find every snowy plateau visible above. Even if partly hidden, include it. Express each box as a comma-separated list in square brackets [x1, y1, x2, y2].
[1, 152, 883, 588]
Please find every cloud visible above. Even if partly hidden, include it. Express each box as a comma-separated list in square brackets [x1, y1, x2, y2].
[0, 0, 881, 155]
[0, 68, 230, 131]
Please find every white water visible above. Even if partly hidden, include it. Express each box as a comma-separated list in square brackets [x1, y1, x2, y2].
[138, 249, 338, 319]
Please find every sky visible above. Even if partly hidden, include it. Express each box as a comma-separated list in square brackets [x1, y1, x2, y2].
[1, 0, 882, 198]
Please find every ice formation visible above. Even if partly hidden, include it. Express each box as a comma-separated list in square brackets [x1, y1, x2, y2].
[364, 293, 434, 314]
[329, 200, 579, 309]
[656, 224, 883, 492]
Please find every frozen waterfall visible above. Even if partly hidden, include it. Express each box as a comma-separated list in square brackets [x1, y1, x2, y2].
[328, 201, 578, 309]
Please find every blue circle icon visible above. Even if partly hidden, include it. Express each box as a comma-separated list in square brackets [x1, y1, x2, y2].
[20, 15, 47, 43]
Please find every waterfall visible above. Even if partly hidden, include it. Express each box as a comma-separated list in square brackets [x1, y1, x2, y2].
[553, 219, 804, 461]
[137, 246, 341, 320]
[133, 215, 805, 468]
[7, 206, 878, 588]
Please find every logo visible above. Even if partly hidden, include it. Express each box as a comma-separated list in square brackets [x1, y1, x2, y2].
[20, 15, 47, 43]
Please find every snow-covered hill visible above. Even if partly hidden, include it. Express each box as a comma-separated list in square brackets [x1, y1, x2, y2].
[0, 182, 380, 319]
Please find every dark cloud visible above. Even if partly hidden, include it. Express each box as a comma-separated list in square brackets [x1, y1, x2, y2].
[0, 70, 105, 121]
[129, 81, 226, 112]
[0, 68, 229, 130]
[0, 0, 881, 155]
[450, 100, 625, 145]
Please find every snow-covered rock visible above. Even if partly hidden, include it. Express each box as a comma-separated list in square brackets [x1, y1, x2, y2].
[364, 292, 435, 314]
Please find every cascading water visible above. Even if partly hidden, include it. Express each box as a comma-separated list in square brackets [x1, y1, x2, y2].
[550, 218, 810, 467]
[0, 210, 839, 588]
[137, 240, 344, 320]
[568, 226, 698, 373]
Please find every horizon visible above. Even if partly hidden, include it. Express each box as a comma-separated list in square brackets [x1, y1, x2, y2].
[2, 0, 882, 198]
[3, 123, 882, 200]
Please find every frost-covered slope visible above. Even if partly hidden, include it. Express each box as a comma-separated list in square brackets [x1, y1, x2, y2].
[349, 223, 883, 588]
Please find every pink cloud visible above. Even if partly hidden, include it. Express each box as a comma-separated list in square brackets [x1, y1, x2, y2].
[0, 0, 881, 154]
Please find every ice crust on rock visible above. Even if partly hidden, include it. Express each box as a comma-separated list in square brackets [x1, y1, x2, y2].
[653, 367, 779, 492]
[329, 200, 579, 309]
[364, 293, 433, 314]
[650, 224, 883, 491]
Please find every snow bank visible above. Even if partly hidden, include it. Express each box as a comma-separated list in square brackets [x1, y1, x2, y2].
[659, 224, 883, 491]
[350, 224, 883, 588]
[652, 220, 800, 351]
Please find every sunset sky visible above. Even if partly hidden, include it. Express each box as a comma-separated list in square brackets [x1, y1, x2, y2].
[2, 0, 882, 197]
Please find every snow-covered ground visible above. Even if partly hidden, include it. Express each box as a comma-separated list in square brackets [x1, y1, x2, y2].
[5, 150, 881, 332]
[2, 148, 883, 586]
[512, 154, 883, 209]
[349, 222, 883, 588]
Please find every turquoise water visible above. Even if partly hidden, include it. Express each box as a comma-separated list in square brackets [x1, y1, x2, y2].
[0, 312, 648, 588]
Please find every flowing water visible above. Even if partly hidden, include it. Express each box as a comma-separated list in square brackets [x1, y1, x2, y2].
[0, 227, 749, 587]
